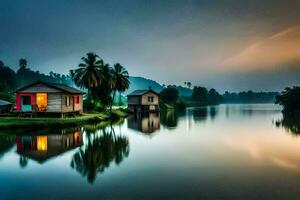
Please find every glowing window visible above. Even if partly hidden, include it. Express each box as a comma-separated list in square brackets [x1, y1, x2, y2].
[37, 136, 47, 151]
[36, 93, 47, 111]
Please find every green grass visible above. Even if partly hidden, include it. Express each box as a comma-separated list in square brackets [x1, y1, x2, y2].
[0, 109, 127, 129]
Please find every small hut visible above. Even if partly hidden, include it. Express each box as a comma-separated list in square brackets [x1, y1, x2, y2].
[15, 81, 85, 115]
[127, 88, 159, 113]
[0, 99, 13, 114]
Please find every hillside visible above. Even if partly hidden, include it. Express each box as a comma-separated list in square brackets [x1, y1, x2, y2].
[126, 76, 164, 94]
[126, 76, 192, 96]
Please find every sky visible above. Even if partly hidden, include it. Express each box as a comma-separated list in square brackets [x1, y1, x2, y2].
[0, 0, 300, 92]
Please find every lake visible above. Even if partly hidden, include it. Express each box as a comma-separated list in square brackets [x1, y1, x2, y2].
[1, 104, 300, 200]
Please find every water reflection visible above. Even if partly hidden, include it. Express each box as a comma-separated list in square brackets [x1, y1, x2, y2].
[127, 113, 160, 134]
[276, 114, 300, 135]
[160, 109, 180, 129]
[16, 129, 83, 165]
[3, 104, 300, 199]
[192, 107, 208, 122]
[71, 126, 129, 184]
[0, 134, 15, 160]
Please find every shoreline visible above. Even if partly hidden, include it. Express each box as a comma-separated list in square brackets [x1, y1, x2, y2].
[0, 109, 128, 129]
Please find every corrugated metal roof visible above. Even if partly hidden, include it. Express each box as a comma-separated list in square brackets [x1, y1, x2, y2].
[127, 89, 159, 96]
[46, 82, 85, 94]
[15, 80, 85, 94]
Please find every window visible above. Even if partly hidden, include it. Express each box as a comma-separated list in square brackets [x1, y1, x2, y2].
[22, 96, 31, 105]
[65, 96, 70, 106]
[148, 96, 154, 103]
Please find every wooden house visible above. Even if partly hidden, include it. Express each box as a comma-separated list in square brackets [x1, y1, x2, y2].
[15, 81, 85, 115]
[127, 89, 159, 113]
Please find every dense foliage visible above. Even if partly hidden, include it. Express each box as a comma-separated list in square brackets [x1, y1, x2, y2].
[190, 86, 222, 105]
[71, 52, 130, 112]
[160, 87, 179, 103]
[0, 59, 73, 102]
[276, 86, 300, 114]
[223, 91, 278, 103]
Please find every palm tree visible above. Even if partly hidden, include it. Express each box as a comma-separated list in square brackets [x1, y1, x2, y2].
[17, 58, 28, 86]
[109, 63, 130, 113]
[19, 58, 27, 69]
[71, 52, 105, 95]
[0, 60, 4, 68]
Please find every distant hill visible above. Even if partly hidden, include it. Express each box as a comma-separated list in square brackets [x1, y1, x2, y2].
[126, 76, 193, 96]
[171, 85, 192, 97]
[126, 76, 164, 94]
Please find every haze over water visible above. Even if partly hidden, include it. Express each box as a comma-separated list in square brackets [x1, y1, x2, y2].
[1, 104, 300, 199]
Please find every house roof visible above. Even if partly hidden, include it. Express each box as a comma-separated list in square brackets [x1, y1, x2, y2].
[0, 99, 12, 106]
[127, 89, 159, 96]
[15, 80, 85, 94]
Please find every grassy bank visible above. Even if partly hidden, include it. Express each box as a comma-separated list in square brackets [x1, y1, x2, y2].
[0, 109, 127, 129]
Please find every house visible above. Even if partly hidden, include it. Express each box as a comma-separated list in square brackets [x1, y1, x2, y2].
[127, 88, 159, 113]
[0, 99, 13, 114]
[15, 80, 85, 115]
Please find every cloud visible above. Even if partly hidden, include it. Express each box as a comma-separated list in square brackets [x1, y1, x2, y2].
[223, 25, 300, 72]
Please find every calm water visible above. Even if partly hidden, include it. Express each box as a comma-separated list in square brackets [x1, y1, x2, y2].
[1, 104, 300, 200]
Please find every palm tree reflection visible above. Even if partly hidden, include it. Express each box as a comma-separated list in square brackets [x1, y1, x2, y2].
[70, 126, 129, 184]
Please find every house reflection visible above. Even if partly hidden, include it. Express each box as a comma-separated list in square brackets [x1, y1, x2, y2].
[127, 113, 160, 134]
[16, 128, 83, 164]
[192, 107, 208, 122]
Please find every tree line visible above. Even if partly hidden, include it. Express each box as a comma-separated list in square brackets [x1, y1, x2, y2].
[0, 59, 72, 101]
[159, 83, 280, 107]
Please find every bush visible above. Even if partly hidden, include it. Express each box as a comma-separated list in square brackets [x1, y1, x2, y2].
[160, 87, 179, 103]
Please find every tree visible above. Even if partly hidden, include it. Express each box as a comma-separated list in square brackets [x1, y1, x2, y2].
[71, 52, 105, 95]
[187, 82, 191, 89]
[191, 86, 208, 104]
[0, 61, 17, 93]
[91, 63, 113, 107]
[109, 63, 130, 113]
[160, 86, 179, 103]
[276, 86, 300, 114]
[17, 58, 28, 86]
[208, 88, 223, 105]
[19, 58, 27, 69]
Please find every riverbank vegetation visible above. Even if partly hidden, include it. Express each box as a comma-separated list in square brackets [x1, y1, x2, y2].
[0, 109, 127, 129]
[0, 52, 130, 128]
[159, 86, 186, 110]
